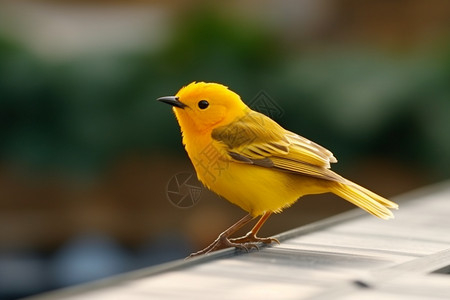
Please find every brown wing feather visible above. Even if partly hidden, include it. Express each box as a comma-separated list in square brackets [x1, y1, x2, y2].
[211, 110, 341, 181]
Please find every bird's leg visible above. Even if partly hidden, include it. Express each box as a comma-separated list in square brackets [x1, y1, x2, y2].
[229, 211, 280, 245]
[187, 214, 256, 258]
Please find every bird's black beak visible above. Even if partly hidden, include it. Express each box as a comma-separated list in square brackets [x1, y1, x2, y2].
[157, 96, 186, 109]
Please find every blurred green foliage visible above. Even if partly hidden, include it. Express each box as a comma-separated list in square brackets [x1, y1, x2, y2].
[0, 9, 449, 180]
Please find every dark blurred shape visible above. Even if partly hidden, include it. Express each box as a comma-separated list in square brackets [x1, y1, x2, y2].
[335, 0, 450, 49]
[135, 232, 192, 267]
[0, 251, 48, 299]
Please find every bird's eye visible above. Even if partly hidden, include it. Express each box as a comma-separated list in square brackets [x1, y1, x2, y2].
[198, 100, 209, 109]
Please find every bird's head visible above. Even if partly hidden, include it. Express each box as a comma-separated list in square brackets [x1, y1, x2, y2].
[158, 82, 248, 133]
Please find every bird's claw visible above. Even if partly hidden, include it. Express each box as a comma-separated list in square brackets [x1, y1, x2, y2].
[187, 233, 280, 259]
[187, 235, 264, 259]
[229, 233, 280, 245]
[236, 242, 260, 252]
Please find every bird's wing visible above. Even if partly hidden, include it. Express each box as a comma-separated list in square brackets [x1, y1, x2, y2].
[211, 110, 340, 181]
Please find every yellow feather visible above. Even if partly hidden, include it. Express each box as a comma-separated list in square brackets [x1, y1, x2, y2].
[159, 81, 399, 256]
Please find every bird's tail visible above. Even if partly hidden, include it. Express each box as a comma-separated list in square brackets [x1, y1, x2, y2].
[331, 180, 398, 219]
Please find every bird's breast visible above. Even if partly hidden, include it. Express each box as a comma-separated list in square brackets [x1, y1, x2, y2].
[184, 134, 230, 188]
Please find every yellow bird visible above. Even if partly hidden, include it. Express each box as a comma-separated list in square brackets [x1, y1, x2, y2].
[158, 82, 398, 257]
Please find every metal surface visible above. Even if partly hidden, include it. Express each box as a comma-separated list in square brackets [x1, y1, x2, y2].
[27, 182, 450, 300]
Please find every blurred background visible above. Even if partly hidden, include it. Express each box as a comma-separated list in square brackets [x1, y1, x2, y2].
[0, 0, 449, 298]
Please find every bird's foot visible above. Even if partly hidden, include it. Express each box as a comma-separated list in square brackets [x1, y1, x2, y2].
[187, 233, 260, 259]
[229, 232, 280, 245]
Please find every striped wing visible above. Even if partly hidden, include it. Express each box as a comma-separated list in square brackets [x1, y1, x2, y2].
[211, 110, 340, 181]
